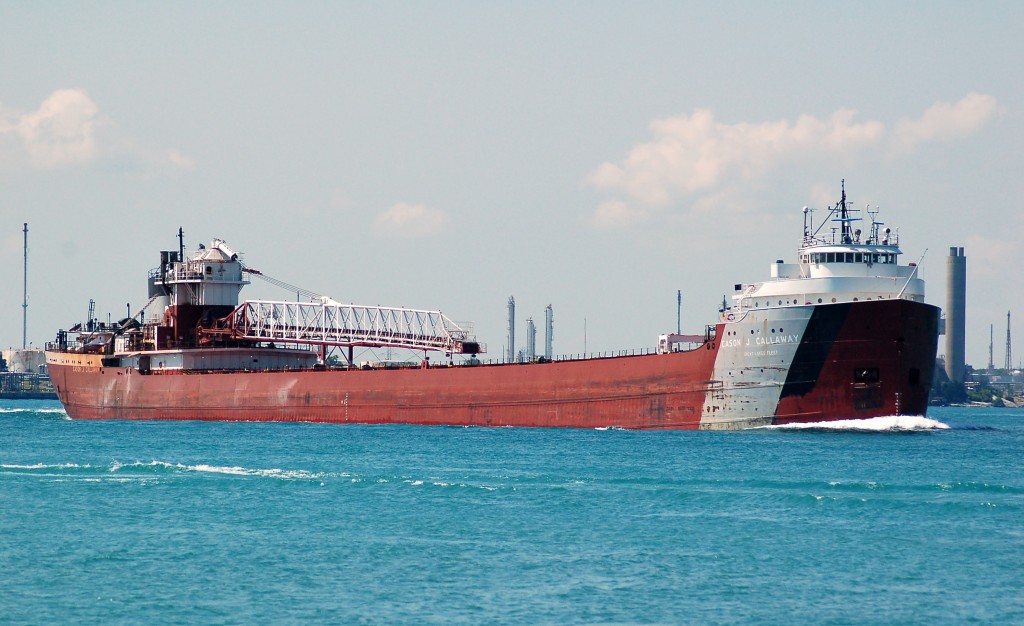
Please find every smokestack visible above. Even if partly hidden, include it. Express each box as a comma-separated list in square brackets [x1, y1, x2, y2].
[526, 317, 536, 361]
[944, 247, 966, 383]
[1007, 311, 1013, 371]
[544, 304, 553, 360]
[22, 223, 27, 349]
[677, 289, 682, 335]
[989, 324, 995, 371]
[507, 296, 516, 363]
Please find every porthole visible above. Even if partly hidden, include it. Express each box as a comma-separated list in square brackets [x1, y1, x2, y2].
[818, 298, 822, 303]
[832, 298, 837, 303]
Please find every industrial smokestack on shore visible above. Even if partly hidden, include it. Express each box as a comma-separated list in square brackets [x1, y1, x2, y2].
[507, 296, 516, 363]
[22, 223, 28, 349]
[945, 247, 966, 383]
[544, 304, 553, 360]
[526, 317, 536, 361]
[1007, 311, 1013, 371]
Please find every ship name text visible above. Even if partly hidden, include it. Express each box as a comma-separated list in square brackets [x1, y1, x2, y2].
[721, 334, 799, 349]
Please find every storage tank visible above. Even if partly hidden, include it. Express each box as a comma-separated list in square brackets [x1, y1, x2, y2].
[2, 348, 46, 373]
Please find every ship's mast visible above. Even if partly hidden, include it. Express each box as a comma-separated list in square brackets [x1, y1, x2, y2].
[808, 180, 863, 244]
[839, 180, 847, 241]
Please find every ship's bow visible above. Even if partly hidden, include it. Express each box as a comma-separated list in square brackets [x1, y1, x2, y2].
[773, 299, 940, 423]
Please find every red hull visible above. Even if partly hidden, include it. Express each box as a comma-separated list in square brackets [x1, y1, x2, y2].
[49, 347, 719, 429]
[47, 300, 939, 429]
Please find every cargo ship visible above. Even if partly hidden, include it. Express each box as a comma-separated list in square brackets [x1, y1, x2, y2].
[46, 183, 939, 429]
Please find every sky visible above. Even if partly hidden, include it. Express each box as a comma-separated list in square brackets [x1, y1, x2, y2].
[1, 1, 1021, 368]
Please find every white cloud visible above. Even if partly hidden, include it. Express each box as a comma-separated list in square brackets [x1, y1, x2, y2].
[165, 149, 195, 171]
[891, 93, 1003, 153]
[0, 88, 193, 172]
[586, 95, 1001, 229]
[965, 217, 1024, 278]
[373, 202, 449, 238]
[588, 108, 884, 208]
[586, 200, 650, 229]
[1, 89, 100, 168]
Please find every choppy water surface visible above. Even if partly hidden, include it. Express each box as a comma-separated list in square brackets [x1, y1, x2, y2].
[2, 401, 1022, 624]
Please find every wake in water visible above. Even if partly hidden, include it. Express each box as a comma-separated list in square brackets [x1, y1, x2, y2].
[762, 415, 950, 432]
[0, 407, 69, 417]
[2, 460, 348, 482]
[109, 460, 346, 480]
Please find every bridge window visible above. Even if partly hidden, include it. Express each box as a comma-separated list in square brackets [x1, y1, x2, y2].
[855, 253, 863, 263]
[854, 367, 879, 383]
[826, 253, 835, 263]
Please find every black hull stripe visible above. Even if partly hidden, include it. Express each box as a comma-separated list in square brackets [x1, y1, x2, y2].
[779, 303, 852, 399]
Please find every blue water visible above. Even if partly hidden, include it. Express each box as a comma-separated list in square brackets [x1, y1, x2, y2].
[2, 402, 1022, 624]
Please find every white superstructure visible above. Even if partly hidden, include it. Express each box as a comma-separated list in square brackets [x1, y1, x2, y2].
[724, 180, 923, 324]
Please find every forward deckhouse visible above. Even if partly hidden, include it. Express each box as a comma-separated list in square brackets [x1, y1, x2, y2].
[723, 180, 925, 321]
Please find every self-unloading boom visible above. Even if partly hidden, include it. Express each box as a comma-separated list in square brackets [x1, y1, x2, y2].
[207, 299, 481, 354]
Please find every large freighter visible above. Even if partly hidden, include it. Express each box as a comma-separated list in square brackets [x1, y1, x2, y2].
[46, 183, 939, 429]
